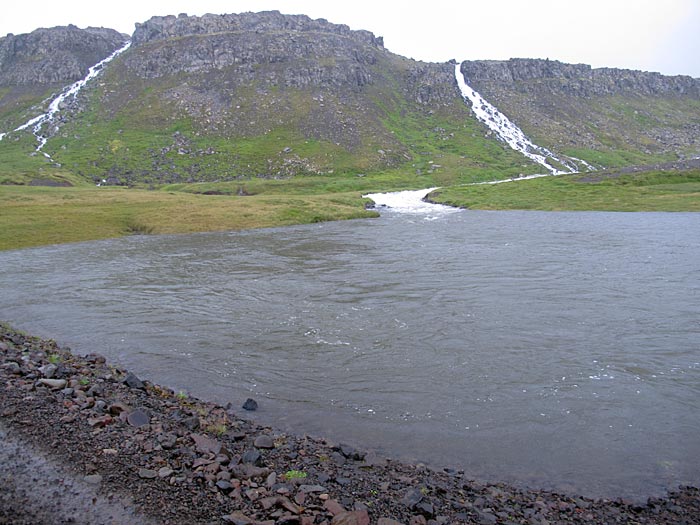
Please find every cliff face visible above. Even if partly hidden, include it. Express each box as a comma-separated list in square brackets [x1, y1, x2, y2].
[0, 26, 127, 85]
[460, 59, 700, 163]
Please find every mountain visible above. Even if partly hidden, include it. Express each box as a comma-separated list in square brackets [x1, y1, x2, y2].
[1, 12, 699, 187]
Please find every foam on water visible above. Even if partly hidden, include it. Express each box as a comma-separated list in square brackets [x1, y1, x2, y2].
[363, 188, 460, 218]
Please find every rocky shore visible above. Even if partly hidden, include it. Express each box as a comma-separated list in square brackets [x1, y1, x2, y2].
[1, 323, 699, 525]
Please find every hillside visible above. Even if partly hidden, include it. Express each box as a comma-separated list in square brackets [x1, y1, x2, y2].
[0, 12, 540, 187]
[2, 12, 700, 189]
[461, 59, 700, 167]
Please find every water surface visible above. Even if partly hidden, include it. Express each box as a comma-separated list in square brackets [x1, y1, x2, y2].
[2, 207, 698, 499]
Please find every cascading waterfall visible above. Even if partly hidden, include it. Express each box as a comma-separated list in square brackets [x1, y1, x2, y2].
[0, 41, 132, 159]
[454, 63, 594, 175]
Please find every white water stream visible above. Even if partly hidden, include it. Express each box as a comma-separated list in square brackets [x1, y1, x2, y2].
[363, 188, 460, 218]
[0, 41, 132, 158]
[454, 63, 594, 175]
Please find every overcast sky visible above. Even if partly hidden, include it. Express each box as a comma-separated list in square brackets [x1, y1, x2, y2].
[2, 0, 699, 78]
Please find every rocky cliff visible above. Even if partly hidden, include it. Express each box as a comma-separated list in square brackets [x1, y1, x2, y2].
[0, 25, 127, 85]
[460, 59, 700, 165]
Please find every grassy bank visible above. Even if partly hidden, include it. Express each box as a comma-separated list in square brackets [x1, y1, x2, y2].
[428, 168, 700, 212]
[0, 185, 377, 251]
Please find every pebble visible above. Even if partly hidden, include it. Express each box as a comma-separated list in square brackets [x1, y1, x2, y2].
[127, 409, 150, 427]
[254, 435, 275, 449]
[38, 378, 67, 389]
[158, 467, 174, 478]
[124, 372, 145, 390]
[39, 363, 58, 378]
[242, 398, 258, 411]
[84, 474, 103, 484]
[1, 362, 21, 374]
[138, 468, 158, 479]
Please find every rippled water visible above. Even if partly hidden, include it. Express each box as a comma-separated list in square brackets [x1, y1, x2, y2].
[2, 206, 699, 499]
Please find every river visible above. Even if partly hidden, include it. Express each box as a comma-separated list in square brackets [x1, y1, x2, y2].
[1, 200, 699, 499]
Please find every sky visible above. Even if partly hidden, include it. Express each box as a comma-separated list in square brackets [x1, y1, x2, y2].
[2, 0, 699, 78]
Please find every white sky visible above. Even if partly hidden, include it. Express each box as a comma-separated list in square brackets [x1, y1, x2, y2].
[2, 0, 699, 78]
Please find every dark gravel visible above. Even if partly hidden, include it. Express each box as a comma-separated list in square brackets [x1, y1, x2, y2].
[2, 323, 699, 525]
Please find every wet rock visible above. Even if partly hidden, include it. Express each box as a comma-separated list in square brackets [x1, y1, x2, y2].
[124, 372, 145, 390]
[254, 435, 275, 449]
[38, 378, 67, 389]
[338, 443, 364, 461]
[127, 409, 150, 427]
[242, 398, 258, 411]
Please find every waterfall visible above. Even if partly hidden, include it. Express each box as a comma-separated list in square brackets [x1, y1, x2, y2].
[454, 63, 594, 174]
[0, 41, 132, 159]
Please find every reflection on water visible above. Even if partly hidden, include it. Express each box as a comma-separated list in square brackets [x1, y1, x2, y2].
[1, 208, 699, 499]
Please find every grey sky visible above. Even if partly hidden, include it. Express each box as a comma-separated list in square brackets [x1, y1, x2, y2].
[2, 0, 699, 78]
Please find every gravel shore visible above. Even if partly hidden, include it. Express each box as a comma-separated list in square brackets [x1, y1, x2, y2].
[1, 323, 698, 525]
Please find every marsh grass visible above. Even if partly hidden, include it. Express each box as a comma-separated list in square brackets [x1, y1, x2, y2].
[0, 185, 378, 251]
[429, 168, 700, 212]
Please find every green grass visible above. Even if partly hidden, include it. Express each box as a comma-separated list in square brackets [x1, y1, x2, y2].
[428, 168, 700, 212]
[0, 185, 377, 251]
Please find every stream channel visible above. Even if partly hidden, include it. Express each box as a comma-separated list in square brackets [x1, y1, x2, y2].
[1, 192, 699, 500]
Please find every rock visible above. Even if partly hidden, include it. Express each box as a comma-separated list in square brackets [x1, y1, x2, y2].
[84, 474, 102, 484]
[339, 443, 364, 461]
[324, 499, 346, 515]
[242, 398, 258, 411]
[0, 342, 9, 352]
[377, 520, 404, 525]
[127, 409, 150, 427]
[254, 435, 275, 449]
[241, 449, 263, 466]
[38, 363, 57, 378]
[409, 517, 426, 525]
[415, 501, 435, 517]
[138, 468, 158, 479]
[183, 416, 200, 430]
[1, 362, 21, 375]
[402, 488, 424, 509]
[124, 372, 145, 390]
[331, 510, 370, 525]
[298, 484, 327, 494]
[216, 480, 233, 492]
[38, 378, 67, 389]
[108, 402, 129, 415]
[222, 511, 255, 525]
[158, 467, 174, 478]
[191, 433, 222, 454]
[87, 415, 112, 427]
[157, 433, 177, 449]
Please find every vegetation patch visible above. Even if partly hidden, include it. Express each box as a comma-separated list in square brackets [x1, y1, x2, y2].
[428, 168, 700, 212]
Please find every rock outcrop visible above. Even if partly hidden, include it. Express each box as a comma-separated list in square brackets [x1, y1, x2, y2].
[0, 25, 127, 86]
[461, 58, 700, 98]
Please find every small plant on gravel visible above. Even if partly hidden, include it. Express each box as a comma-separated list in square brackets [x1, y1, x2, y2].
[47, 354, 61, 364]
[79, 377, 90, 386]
[206, 423, 227, 436]
[176, 390, 188, 400]
[284, 470, 307, 480]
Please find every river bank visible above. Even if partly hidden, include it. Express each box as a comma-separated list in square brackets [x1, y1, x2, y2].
[1, 323, 699, 525]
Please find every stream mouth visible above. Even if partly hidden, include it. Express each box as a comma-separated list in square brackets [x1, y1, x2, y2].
[2, 207, 699, 500]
